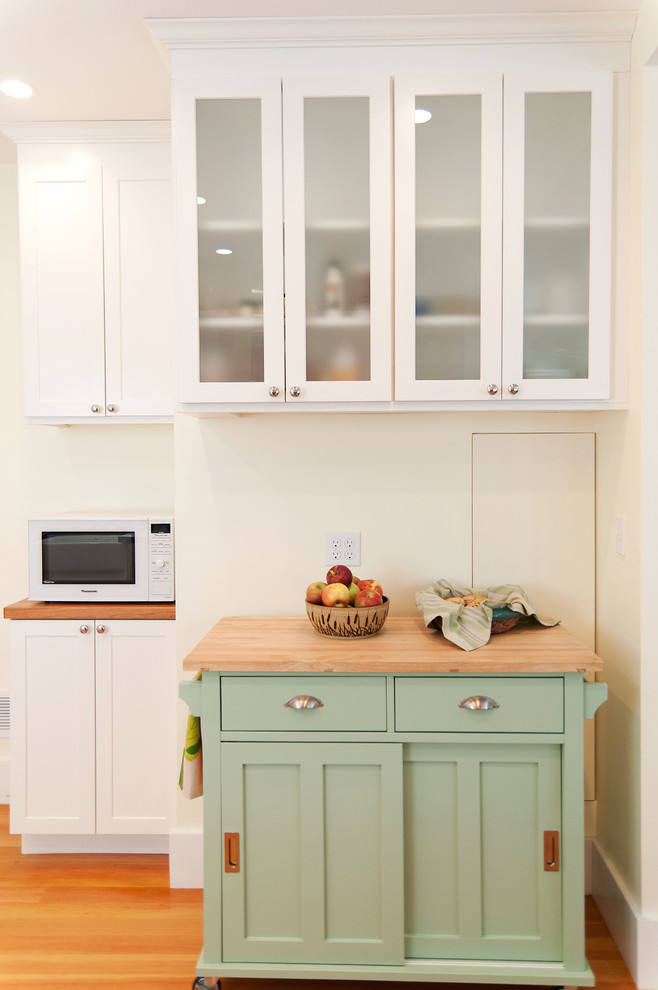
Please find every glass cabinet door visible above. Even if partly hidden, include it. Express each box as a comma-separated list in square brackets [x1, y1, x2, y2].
[394, 75, 503, 401]
[283, 77, 392, 402]
[502, 73, 612, 400]
[176, 78, 285, 403]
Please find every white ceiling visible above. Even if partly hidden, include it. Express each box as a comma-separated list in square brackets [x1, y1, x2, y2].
[0, 0, 643, 162]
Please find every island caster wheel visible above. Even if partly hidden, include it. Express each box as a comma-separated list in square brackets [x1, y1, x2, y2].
[192, 979, 221, 989]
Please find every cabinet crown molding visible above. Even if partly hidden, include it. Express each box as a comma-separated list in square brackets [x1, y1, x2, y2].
[0, 120, 170, 145]
[146, 12, 636, 49]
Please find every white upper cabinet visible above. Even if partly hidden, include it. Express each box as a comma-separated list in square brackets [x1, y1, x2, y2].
[176, 76, 392, 404]
[157, 23, 618, 411]
[395, 71, 613, 403]
[11, 132, 174, 422]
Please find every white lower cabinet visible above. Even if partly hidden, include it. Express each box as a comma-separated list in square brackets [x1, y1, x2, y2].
[9, 619, 176, 836]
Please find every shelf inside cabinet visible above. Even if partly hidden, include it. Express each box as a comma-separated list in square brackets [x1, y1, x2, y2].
[524, 314, 589, 328]
[307, 313, 371, 329]
[416, 314, 480, 329]
[200, 315, 264, 332]
[524, 216, 590, 231]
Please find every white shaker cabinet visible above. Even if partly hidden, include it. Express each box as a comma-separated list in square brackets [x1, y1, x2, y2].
[8, 129, 174, 422]
[9, 618, 176, 836]
[175, 76, 392, 404]
[395, 71, 613, 402]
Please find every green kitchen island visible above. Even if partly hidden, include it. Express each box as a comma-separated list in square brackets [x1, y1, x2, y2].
[181, 615, 607, 989]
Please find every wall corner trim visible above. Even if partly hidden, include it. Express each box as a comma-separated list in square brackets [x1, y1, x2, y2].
[169, 827, 203, 888]
[592, 839, 658, 988]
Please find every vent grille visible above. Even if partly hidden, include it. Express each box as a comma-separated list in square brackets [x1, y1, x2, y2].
[0, 693, 9, 737]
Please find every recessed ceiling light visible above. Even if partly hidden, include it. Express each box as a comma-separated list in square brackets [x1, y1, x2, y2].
[216, 248, 232, 255]
[0, 79, 35, 99]
[415, 108, 432, 124]
[197, 195, 206, 205]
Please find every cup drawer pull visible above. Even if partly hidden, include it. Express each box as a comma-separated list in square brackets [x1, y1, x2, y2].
[458, 695, 500, 711]
[284, 694, 324, 710]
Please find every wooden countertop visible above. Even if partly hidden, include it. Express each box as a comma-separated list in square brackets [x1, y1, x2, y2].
[3, 598, 176, 620]
[183, 616, 603, 673]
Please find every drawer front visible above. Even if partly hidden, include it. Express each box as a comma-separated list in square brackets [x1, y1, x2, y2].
[394, 677, 564, 733]
[221, 675, 387, 731]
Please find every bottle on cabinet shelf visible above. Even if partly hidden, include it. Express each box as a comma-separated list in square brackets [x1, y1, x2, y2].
[324, 260, 344, 315]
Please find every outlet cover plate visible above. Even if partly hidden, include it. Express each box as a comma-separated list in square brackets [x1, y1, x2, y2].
[325, 531, 361, 568]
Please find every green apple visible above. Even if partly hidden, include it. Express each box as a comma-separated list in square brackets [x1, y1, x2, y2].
[348, 582, 360, 605]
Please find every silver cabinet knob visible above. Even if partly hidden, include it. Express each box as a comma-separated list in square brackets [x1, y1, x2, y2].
[459, 695, 500, 711]
[107, 403, 118, 413]
[268, 386, 280, 397]
[96, 624, 106, 634]
[79, 624, 89, 634]
[284, 695, 324, 710]
[289, 386, 302, 398]
[507, 384, 520, 395]
[90, 404, 102, 413]
[487, 384, 499, 396]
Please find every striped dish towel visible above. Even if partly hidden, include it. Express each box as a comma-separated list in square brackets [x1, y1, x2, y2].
[179, 672, 203, 798]
[416, 580, 559, 652]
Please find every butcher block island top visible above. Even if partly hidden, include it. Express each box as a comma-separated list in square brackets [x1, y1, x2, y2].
[183, 615, 603, 673]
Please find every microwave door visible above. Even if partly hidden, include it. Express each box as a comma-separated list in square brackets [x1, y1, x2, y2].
[34, 529, 149, 602]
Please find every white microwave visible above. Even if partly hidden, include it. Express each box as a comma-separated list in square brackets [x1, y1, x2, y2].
[28, 515, 174, 603]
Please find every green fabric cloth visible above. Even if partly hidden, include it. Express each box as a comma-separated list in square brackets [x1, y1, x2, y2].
[179, 672, 203, 798]
[416, 580, 559, 652]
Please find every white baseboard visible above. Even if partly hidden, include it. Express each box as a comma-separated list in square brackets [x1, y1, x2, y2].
[592, 838, 658, 988]
[169, 827, 203, 888]
[0, 757, 8, 803]
[21, 833, 169, 854]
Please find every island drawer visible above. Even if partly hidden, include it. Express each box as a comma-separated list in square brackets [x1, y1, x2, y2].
[221, 675, 387, 731]
[394, 676, 564, 733]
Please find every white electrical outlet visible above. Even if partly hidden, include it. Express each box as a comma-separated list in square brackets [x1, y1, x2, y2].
[325, 531, 361, 567]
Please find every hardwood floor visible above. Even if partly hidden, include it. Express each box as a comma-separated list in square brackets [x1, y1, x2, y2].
[0, 804, 636, 990]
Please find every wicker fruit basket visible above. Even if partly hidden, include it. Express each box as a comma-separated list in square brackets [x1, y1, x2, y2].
[306, 597, 390, 638]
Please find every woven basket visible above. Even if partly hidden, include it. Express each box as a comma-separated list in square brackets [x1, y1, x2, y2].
[430, 605, 520, 637]
[306, 597, 390, 638]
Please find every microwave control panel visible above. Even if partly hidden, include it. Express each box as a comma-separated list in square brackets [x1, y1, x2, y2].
[148, 520, 175, 600]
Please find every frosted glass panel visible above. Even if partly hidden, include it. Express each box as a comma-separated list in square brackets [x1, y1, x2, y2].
[196, 99, 265, 383]
[523, 92, 591, 379]
[414, 94, 482, 381]
[303, 97, 371, 382]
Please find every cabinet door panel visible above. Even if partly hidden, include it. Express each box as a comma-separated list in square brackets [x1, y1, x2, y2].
[283, 76, 392, 402]
[502, 72, 612, 400]
[95, 620, 176, 833]
[20, 166, 106, 417]
[9, 620, 96, 834]
[175, 77, 286, 403]
[221, 742, 404, 965]
[102, 147, 174, 416]
[394, 74, 502, 401]
[404, 742, 562, 961]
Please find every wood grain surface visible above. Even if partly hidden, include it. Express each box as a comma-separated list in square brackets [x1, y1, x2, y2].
[183, 616, 603, 673]
[3, 598, 175, 620]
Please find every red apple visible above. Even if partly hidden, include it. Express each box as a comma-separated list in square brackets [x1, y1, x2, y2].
[326, 564, 353, 586]
[321, 582, 350, 607]
[357, 579, 383, 597]
[354, 588, 383, 608]
[306, 581, 327, 604]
